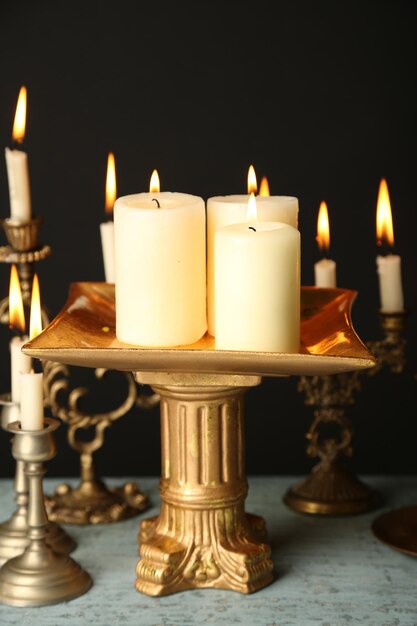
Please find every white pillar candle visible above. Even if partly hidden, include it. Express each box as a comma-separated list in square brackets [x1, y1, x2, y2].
[376, 254, 404, 312]
[10, 335, 32, 403]
[5, 147, 31, 222]
[114, 191, 207, 347]
[215, 220, 300, 352]
[100, 221, 115, 282]
[314, 258, 337, 288]
[19, 371, 44, 430]
[207, 194, 299, 336]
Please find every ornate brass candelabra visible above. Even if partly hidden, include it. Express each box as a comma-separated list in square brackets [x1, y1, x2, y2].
[285, 308, 408, 516]
[0, 214, 155, 526]
[42, 361, 156, 524]
[0, 418, 91, 606]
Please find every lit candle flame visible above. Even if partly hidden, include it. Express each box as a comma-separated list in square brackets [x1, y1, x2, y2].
[105, 152, 117, 215]
[149, 169, 160, 193]
[12, 86, 27, 144]
[247, 165, 257, 194]
[376, 178, 394, 247]
[259, 176, 270, 196]
[9, 264, 25, 333]
[247, 192, 257, 221]
[29, 274, 42, 340]
[316, 201, 330, 251]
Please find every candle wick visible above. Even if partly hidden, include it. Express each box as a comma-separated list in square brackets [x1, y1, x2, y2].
[152, 198, 161, 208]
[248, 226, 256, 232]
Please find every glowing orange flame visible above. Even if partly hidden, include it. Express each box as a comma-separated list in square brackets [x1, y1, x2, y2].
[9, 264, 25, 333]
[150, 169, 160, 193]
[29, 274, 42, 340]
[376, 178, 394, 246]
[247, 192, 257, 221]
[259, 176, 270, 196]
[12, 86, 27, 143]
[247, 165, 257, 194]
[105, 152, 117, 215]
[316, 201, 330, 251]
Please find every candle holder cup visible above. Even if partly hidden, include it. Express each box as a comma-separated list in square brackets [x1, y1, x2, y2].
[0, 418, 92, 607]
[0, 215, 51, 314]
[0, 394, 75, 564]
[23, 282, 376, 596]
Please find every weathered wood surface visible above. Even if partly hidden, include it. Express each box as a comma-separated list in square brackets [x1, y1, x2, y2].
[0, 475, 416, 626]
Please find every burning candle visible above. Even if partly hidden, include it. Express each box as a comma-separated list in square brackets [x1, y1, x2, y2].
[5, 86, 32, 222]
[114, 170, 207, 347]
[20, 273, 44, 430]
[9, 264, 31, 402]
[100, 152, 117, 283]
[207, 166, 299, 336]
[215, 193, 300, 352]
[314, 201, 336, 288]
[259, 176, 270, 197]
[376, 178, 404, 312]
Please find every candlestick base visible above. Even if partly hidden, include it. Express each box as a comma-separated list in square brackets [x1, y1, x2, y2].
[0, 419, 91, 607]
[45, 479, 148, 525]
[372, 506, 417, 557]
[284, 463, 381, 515]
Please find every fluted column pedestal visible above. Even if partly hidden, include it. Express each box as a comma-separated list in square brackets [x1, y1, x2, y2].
[134, 372, 273, 597]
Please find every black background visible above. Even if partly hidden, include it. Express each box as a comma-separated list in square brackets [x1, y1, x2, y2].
[0, 1, 416, 479]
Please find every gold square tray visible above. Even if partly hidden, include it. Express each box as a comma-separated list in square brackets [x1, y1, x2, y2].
[23, 282, 375, 376]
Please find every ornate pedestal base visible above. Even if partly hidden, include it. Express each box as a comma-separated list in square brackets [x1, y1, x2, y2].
[134, 373, 273, 597]
[284, 462, 381, 515]
[45, 478, 149, 525]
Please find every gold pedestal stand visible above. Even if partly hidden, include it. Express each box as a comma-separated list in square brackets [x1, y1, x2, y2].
[0, 419, 91, 607]
[135, 372, 273, 596]
[23, 283, 376, 595]
[0, 399, 75, 565]
[285, 310, 408, 516]
[42, 362, 153, 524]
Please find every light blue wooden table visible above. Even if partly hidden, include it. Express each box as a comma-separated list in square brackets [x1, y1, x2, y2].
[0, 475, 416, 626]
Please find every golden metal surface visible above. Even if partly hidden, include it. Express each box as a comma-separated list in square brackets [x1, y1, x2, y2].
[372, 506, 417, 557]
[42, 361, 150, 525]
[0, 419, 92, 607]
[23, 282, 376, 376]
[0, 395, 75, 562]
[135, 375, 273, 596]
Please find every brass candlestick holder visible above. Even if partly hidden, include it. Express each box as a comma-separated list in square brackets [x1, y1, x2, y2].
[0, 418, 92, 607]
[42, 361, 153, 524]
[285, 308, 408, 516]
[23, 283, 376, 596]
[0, 396, 76, 565]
